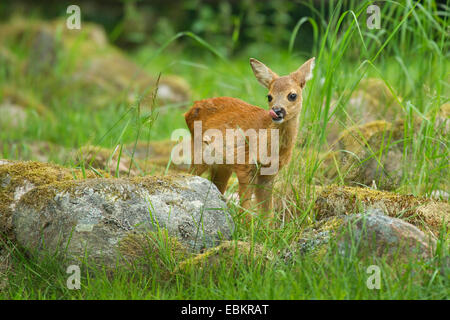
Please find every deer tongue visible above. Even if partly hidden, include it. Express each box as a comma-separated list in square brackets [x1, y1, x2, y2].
[269, 109, 279, 119]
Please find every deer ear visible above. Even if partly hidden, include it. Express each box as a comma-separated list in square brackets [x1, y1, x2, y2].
[290, 57, 315, 88]
[250, 58, 279, 88]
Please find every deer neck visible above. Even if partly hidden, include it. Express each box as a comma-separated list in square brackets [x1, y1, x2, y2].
[269, 114, 299, 166]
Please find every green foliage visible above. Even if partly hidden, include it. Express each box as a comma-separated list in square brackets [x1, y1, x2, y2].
[0, 0, 448, 299]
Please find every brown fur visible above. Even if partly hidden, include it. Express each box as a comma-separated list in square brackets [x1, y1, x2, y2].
[184, 58, 315, 222]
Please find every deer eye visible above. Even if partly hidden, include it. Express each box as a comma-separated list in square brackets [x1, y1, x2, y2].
[267, 95, 273, 102]
[288, 93, 297, 101]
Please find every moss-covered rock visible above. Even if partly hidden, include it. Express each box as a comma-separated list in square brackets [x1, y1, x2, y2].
[12, 174, 233, 267]
[0, 160, 102, 241]
[435, 102, 449, 136]
[325, 78, 403, 146]
[0, 103, 27, 129]
[1, 85, 50, 116]
[71, 141, 190, 178]
[335, 213, 437, 262]
[0, 17, 191, 113]
[175, 240, 273, 274]
[286, 209, 439, 264]
[329, 120, 407, 190]
[315, 185, 449, 237]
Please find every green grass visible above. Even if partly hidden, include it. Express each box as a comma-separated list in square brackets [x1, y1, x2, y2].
[0, 0, 449, 299]
[2, 218, 448, 299]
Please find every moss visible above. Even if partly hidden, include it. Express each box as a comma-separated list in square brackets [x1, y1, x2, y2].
[314, 185, 449, 236]
[0, 160, 103, 241]
[75, 141, 189, 177]
[337, 120, 392, 153]
[359, 78, 401, 104]
[331, 120, 411, 190]
[125, 140, 176, 161]
[16, 174, 191, 215]
[325, 78, 404, 147]
[174, 241, 273, 274]
[439, 103, 450, 118]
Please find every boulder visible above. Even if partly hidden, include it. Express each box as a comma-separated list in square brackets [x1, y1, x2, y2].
[336, 213, 437, 262]
[325, 78, 403, 146]
[72, 141, 190, 178]
[1, 85, 49, 115]
[0, 102, 27, 129]
[0, 160, 102, 240]
[329, 120, 406, 190]
[314, 185, 449, 237]
[0, 17, 191, 112]
[12, 175, 233, 266]
[286, 209, 438, 264]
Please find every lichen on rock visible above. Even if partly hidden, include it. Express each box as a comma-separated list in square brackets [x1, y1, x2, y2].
[12, 174, 233, 267]
[335, 213, 437, 263]
[286, 209, 439, 265]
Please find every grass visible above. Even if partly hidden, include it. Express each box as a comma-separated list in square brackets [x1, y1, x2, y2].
[0, 0, 449, 299]
[2, 221, 448, 299]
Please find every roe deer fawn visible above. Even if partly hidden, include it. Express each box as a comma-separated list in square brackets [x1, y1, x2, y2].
[184, 57, 315, 221]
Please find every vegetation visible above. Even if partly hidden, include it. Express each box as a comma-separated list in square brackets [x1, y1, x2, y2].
[0, 0, 448, 299]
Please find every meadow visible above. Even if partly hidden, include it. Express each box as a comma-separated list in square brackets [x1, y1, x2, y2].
[0, 0, 448, 299]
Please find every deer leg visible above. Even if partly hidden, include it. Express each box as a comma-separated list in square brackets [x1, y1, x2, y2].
[210, 166, 232, 194]
[255, 175, 275, 220]
[190, 163, 208, 176]
[235, 168, 257, 223]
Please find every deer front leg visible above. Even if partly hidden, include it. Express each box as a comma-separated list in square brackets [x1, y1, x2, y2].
[255, 175, 275, 220]
[235, 167, 257, 222]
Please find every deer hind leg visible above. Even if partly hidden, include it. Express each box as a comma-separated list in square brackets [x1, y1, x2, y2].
[188, 136, 209, 176]
[255, 175, 275, 219]
[189, 163, 208, 177]
[210, 166, 232, 194]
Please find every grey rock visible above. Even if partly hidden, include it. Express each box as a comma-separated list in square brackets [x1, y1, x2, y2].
[337, 214, 437, 262]
[0, 103, 27, 129]
[297, 231, 331, 255]
[287, 211, 438, 264]
[12, 175, 233, 266]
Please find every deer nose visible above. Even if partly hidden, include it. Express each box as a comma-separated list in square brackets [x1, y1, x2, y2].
[272, 107, 286, 119]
